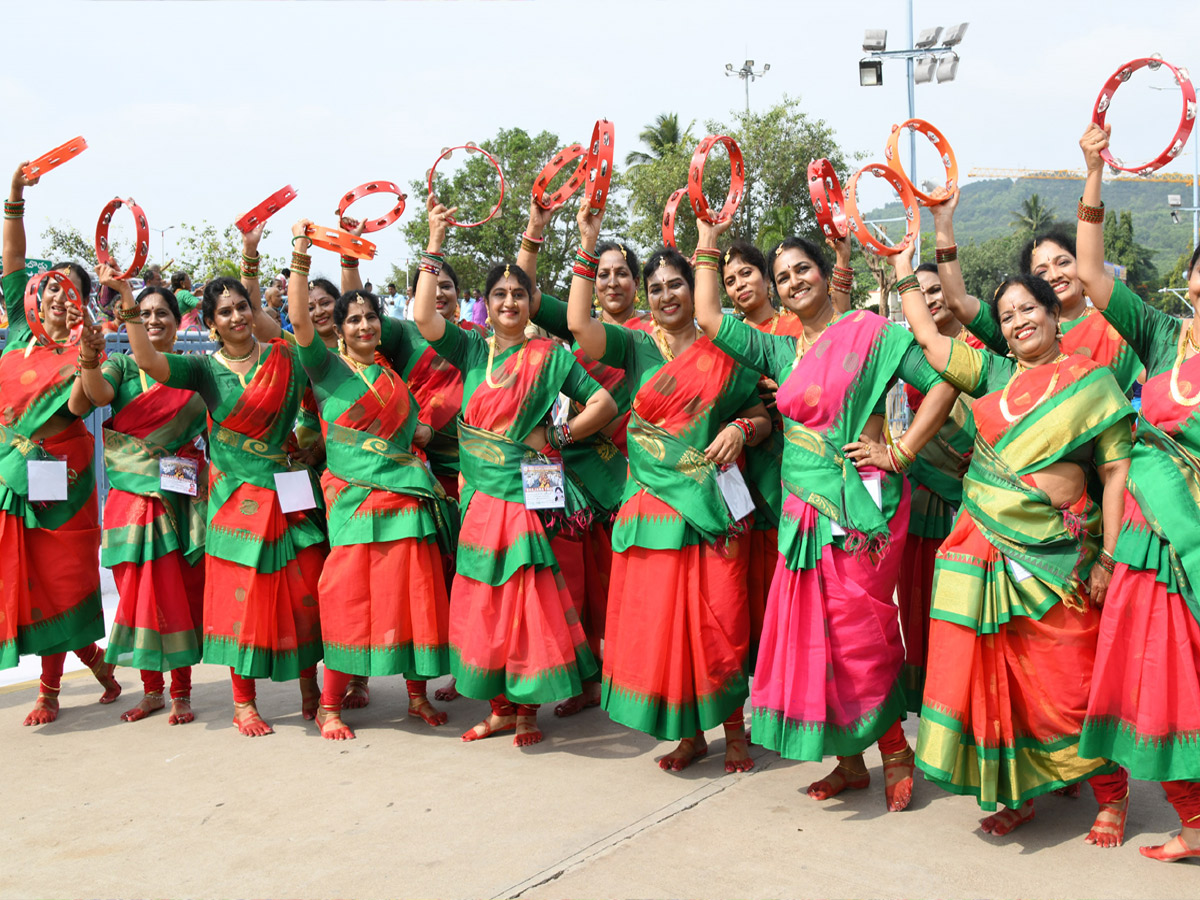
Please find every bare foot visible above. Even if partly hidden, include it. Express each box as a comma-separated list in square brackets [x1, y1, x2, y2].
[1086, 796, 1129, 848]
[554, 682, 602, 717]
[658, 733, 708, 772]
[23, 693, 60, 726]
[168, 697, 194, 725]
[461, 711, 516, 742]
[232, 701, 274, 737]
[407, 694, 448, 727]
[980, 802, 1035, 836]
[883, 745, 916, 812]
[723, 721, 754, 773]
[808, 755, 870, 800]
[91, 662, 122, 704]
[434, 678, 461, 702]
[316, 707, 355, 741]
[120, 692, 165, 722]
[299, 674, 319, 720]
[1141, 828, 1200, 862]
[342, 676, 370, 709]
[514, 712, 543, 747]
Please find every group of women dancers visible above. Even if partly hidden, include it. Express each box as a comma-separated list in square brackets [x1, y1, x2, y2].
[3, 121, 1199, 862]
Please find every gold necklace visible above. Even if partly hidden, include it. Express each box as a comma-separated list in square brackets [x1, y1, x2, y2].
[765, 311, 781, 334]
[219, 338, 258, 363]
[486, 336, 528, 389]
[653, 322, 701, 361]
[1186, 319, 1200, 354]
[999, 353, 1067, 423]
[796, 310, 839, 360]
[340, 352, 384, 404]
[213, 340, 262, 389]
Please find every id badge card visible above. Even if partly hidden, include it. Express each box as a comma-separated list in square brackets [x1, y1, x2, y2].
[1008, 558, 1035, 583]
[521, 460, 566, 510]
[274, 470, 317, 514]
[159, 456, 199, 497]
[716, 464, 755, 522]
[830, 471, 882, 537]
[27, 458, 68, 502]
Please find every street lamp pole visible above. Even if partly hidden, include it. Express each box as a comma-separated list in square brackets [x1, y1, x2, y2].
[724, 59, 770, 116]
[151, 225, 175, 266]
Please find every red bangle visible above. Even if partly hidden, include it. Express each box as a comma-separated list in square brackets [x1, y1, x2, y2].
[532, 143, 586, 211]
[426, 143, 506, 228]
[885, 119, 958, 205]
[304, 224, 377, 260]
[845, 164, 917, 257]
[23, 136, 88, 179]
[935, 244, 958, 263]
[337, 181, 407, 233]
[95, 197, 150, 280]
[1093, 56, 1196, 175]
[1077, 199, 1106, 225]
[807, 159, 849, 239]
[688, 134, 745, 224]
[235, 184, 297, 234]
[582, 119, 615, 217]
[24, 270, 84, 348]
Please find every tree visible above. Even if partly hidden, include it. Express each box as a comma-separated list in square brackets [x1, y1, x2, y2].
[174, 221, 285, 284]
[1149, 248, 1195, 316]
[625, 113, 694, 168]
[403, 127, 629, 297]
[1009, 193, 1057, 237]
[40, 222, 110, 268]
[1102, 209, 1159, 301]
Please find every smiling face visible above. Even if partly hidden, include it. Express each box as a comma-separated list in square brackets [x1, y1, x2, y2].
[487, 275, 530, 337]
[308, 284, 337, 339]
[338, 299, 380, 358]
[595, 249, 636, 318]
[646, 263, 694, 330]
[723, 253, 770, 317]
[211, 289, 254, 344]
[434, 272, 459, 317]
[916, 269, 955, 331]
[1029, 240, 1083, 309]
[997, 284, 1060, 363]
[1189, 256, 1200, 307]
[140, 294, 178, 351]
[771, 247, 828, 318]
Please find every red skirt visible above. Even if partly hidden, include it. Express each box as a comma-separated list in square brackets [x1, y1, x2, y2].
[602, 535, 750, 741]
[551, 521, 611, 644]
[897, 533, 940, 713]
[108, 555, 204, 672]
[318, 536, 450, 678]
[747, 527, 777, 653]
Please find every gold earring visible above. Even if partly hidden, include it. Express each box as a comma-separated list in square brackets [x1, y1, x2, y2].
[208, 326, 218, 342]
[338, 335, 346, 354]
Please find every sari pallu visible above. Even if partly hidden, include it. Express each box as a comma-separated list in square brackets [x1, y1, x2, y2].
[439, 332, 599, 704]
[171, 340, 326, 681]
[101, 369, 208, 672]
[0, 269, 103, 668]
[916, 352, 1133, 810]
[305, 339, 453, 679]
[602, 334, 759, 741]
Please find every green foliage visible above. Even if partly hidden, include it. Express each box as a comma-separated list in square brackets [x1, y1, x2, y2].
[402, 127, 629, 298]
[958, 233, 1021, 300]
[173, 222, 285, 285]
[1147, 248, 1194, 315]
[626, 113, 695, 168]
[1009, 193, 1065, 238]
[1102, 210, 1159, 299]
[40, 222, 106, 268]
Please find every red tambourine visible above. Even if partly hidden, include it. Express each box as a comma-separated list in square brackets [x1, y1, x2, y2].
[95, 197, 150, 280]
[845, 164, 918, 257]
[336, 181, 406, 232]
[304, 224, 377, 261]
[23, 136, 88, 179]
[532, 144, 586, 210]
[583, 120, 615, 216]
[236, 185, 297, 234]
[23, 269, 84, 347]
[426, 144, 506, 228]
[660, 187, 699, 262]
[1093, 55, 1197, 175]
[807, 159, 849, 239]
[884, 119, 958, 205]
[688, 134, 745, 224]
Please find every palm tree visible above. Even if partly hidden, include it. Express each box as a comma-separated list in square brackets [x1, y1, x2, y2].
[625, 113, 695, 167]
[1009, 193, 1056, 235]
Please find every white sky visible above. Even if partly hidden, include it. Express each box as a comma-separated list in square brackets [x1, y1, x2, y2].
[4, 0, 1197, 281]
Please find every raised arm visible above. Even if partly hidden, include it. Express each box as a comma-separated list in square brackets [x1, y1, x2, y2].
[76, 280, 122, 408]
[895, 241, 955, 372]
[827, 234, 853, 314]
[566, 191, 610, 361]
[3, 162, 37, 282]
[516, 195, 558, 317]
[339, 216, 365, 294]
[412, 197, 452, 344]
[694, 216, 734, 338]
[928, 189, 981, 327]
[107, 264, 172, 383]
[241, 222, 265, 307]
[1076, 123, 1115, 310]
[288, 219, 316, 346]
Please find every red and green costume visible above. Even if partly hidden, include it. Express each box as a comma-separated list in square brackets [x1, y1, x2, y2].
[916, 340, 1133, 810]
[0, 268, 103, 672]
[428, 325, 601, 704]
[1080, 280, 1200, 826]
[100, 353, 207, 689]
[159, 339, 326, 683]
[296, 336, 453, 681]
[599, 325, 760, 741]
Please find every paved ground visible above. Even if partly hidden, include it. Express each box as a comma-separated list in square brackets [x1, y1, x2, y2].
[2, 661, 1197, 900]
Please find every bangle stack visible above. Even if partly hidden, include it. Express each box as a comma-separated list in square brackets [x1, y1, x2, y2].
[729, 417, 757, 443]
[240, 252, 260, 280]
[895, 274, 922, 296]
[694, 247, 721, 273]
[4, 199, 24, 219]
[935, 244, 958, 264]
[77, 353, 101, 370]
[340, 255, 359, 269]
[548, 422, 574, 450]
[888, 435, 917, 472]
[572, 247, 599, 282]
[520, 232, 545, 254]
[830, 264, 854, 294]
[1095, 549, 1117, 575]
[118, 305, 143, 323]
[419, 250, 444, 277]
[1077, 198, 1105, 225]
[291, 251, 312, 277]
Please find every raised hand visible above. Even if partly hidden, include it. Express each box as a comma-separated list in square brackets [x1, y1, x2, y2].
[292, 218, 313, 253]
[1080, 122, 1111, 174]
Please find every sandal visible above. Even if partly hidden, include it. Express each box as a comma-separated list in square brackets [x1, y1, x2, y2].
[232, 701, 274, 737]
[1140, 835, 1200, 862]
[462, 699, 517, 742]
[882, 745, 916, 812]
[407, 688, 448, 727]
[807, 757, 870, 800]
[315, 703, 355, 741]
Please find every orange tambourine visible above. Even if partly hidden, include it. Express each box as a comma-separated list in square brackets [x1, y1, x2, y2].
[304, 224, 377, 260]
[532, 143, 586, 211]
[23, 137, 88, 180]
[24, 269, 84, 347]
[688, 134, 745, 224]
[583, 120, 615, 216]
[845, 163, 917, 257]
[336, 181, 407, 232]
[884, 119, 958, 205]
[426, 143, 506, 228]
[95, 197, 150, 280]
[236, 185, 297, 234]
[807, 159, 849, 240]
[1093, 55, 1196, 175]
[661, 188, 689, 253]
